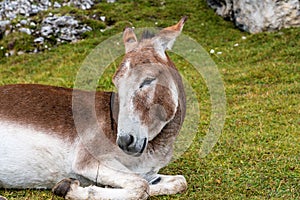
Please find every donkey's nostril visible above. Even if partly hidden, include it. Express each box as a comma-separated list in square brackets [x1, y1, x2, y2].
[128, 134, 134, 146]
[117, 134, 134, 150]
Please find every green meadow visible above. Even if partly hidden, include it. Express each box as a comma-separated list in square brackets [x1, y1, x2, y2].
[0, 0, 299, 199]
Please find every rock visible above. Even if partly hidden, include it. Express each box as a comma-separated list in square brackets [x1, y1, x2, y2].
[100, 16, 106, 22]
[70, 0, 94, 10]
[207, 0, 300, 33]
[41, 15, 92, 41]
[0, 20, 10, 26]
[19, 27, 31, 35]
[207, 0, 232, 20]
[30, 5, 39, 15]
[30, 21, 36, 27]
[0, 0, 48, 20]
[34, 37, 45, 43]
[0, 20, 10, 35]
[9, 50, 15, 56]
[41, 25, 53, 37]
[40, 0, 50, 7]
[20, 19, 28, 25]
[54, 2, 62, 8]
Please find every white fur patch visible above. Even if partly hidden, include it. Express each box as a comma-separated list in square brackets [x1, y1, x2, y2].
[124, 59, 131, 69]
[0, 120, 74, 189]
[169, 80, 179, 111]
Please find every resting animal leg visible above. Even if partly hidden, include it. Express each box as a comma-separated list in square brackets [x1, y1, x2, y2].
[53, 158, 149, 200]
[149, 174, 187, 196]
[53, 177, 148, 200]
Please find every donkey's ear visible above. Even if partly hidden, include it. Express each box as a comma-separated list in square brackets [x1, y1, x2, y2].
[123, 27, 138, 53]
[154, 16, 187, 59]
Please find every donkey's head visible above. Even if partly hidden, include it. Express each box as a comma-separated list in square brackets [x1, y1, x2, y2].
[113, 17, 187, 156]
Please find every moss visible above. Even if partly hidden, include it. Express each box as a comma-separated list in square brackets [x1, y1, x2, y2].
[0, 32, 35, 53]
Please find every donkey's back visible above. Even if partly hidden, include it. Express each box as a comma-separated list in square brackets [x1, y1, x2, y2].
[0, 84, 76, 137]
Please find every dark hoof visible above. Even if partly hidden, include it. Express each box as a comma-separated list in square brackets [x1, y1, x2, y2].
[52, 178, 77, 198]
[0, 196, 7, 200]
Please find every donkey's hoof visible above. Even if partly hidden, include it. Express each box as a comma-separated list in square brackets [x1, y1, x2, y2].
[0, 196, 7, 200]
[52, 178, 78, 198]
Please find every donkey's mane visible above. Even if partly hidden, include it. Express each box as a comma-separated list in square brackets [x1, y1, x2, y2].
[141, 30, 156, 40]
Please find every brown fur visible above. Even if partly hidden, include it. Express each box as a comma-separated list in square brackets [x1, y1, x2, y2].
[147, 54, 186, 154]
[132, 75, 177, 124]
[0, 84, 117, 143]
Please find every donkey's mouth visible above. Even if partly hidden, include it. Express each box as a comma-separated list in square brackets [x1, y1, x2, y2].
[129, 137, 147, 157]
[138, 138, 147, 154]
[117, 136, 147, 157]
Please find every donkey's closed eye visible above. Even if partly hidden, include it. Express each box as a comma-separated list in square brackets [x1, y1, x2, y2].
[139, 78, 156, 89]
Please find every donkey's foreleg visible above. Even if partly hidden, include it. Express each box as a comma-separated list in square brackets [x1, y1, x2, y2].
[54, 153, 149, 199]
[53, 165, 149, 200]
[89, 162, 149, 199]
[53, 178, 146, 200]
[149, 174, 187, 196]
[53, 144, 149, 199]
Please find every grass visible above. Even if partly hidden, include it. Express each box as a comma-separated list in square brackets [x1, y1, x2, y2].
[0, 0, 299, 199]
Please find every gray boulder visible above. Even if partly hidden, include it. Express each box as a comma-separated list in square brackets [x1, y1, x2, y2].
[34, 37, 45, 44]
[41, 15, 92, 42]
[19, 27, 31, 35]
[207, 0, 300, 33]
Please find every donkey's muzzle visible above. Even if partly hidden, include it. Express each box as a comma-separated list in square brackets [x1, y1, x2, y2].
[117, 134, 147, 156]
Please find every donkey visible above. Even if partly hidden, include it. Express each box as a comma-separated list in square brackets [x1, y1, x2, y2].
[0, 16, 187, 199]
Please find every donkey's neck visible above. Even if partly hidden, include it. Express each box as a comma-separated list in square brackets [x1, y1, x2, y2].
[147, 100, 184, 156]
[146, 55, 186, 162]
